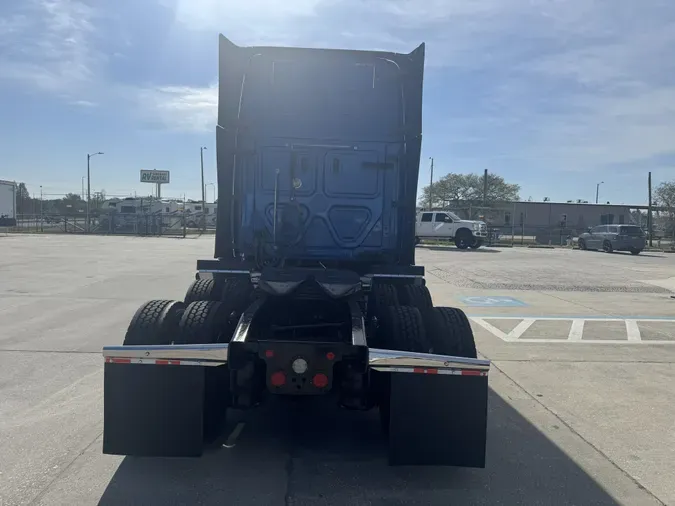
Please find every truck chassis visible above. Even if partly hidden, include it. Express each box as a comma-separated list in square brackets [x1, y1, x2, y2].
[102, 260, 490, 467]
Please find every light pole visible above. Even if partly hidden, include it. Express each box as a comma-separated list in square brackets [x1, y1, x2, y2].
[40, 185, 43, 231]
[200, 147, 207, 231]
[87, 151, 104, 232]
[595, 181, 604, 204]
[428, 157, 434, 210]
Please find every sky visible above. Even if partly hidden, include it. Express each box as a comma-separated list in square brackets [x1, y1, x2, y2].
[1, 0, 674, 205]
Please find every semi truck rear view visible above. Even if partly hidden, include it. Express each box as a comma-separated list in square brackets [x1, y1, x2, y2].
[102, 34, 490, 467]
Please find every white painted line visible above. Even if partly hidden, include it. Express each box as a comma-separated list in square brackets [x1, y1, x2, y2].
[568, 319, 585, 341]
[468, 316, 675, 322]
[513, 339, 675, 344]
[507, 319, 536, 340]
[470, 318, 507, 341]
[626, 320, 642, 342]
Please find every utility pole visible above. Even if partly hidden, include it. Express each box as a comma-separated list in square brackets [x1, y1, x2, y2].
[596, 181, 604, 204]
[483, 169, 488, 207]
[40, 185, 43, 232]
[200, 146, 207, 232]
[86, 151, 104, 232]
[428, 157, 434, 210]
[648, 172, 653, 247]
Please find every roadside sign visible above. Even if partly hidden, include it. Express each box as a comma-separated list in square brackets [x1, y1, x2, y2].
[460, 296, 527, 307]
[140, 170, 170, 184]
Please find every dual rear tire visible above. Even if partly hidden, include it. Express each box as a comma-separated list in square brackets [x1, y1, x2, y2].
[372, 282, 478, 433]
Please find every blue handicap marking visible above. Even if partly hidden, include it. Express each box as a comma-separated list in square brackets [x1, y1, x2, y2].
[459, 296, 527, 307]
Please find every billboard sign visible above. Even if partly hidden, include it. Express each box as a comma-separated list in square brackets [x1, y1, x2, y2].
[140, 170, 170, 184]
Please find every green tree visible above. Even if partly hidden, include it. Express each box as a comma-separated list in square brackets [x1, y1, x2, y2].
[419, 172, 520, 209]
[15, 182, 34, 214]
[655, 181, 675, 237]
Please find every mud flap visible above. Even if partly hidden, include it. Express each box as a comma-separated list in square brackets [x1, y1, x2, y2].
[103, 363, 205, 457]
[388, 373, 488, 467]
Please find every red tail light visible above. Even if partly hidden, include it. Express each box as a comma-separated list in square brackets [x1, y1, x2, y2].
[312, 373, 328, 388]
[270, 371, 286, 387]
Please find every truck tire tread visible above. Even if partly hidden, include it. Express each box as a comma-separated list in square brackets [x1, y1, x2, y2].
[184, 279, 221, 304]
[176, 300, 231, 345]
[424, 306, 477, 358]
[123, 299, 185, 346]
[397, 284, 433, 310]
[380, 305, 431, 353]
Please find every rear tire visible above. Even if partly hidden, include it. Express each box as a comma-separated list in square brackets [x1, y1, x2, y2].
[176, 301, 231, 441]
[376, 305, 431, 434]
[603, 240, 614, 253]
[123, 300, 185, 345]
[175, 300, 233, 345]
[578, 239, 587, 250]
[397, 284, 433, 310]
[423, 307, 477, 358]
[221, 277, 253, 311]
[368, 282, 399, 321]
[631, 248, 641, 255]
[184, 278, 222, 304]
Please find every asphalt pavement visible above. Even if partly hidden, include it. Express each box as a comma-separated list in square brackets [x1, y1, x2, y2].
[1, 235, 674, 505]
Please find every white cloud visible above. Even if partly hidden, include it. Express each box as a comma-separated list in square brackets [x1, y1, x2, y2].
[134, 84, 218, 133]
[0, 0, 102, 96]
[3, 0, 675, 177]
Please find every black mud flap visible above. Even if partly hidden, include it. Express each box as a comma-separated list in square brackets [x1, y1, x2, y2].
[388, 373, 488, 467]
[103, 363, 205, 457]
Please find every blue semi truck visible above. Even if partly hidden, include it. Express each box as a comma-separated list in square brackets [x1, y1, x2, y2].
[102, 34, 490, 467]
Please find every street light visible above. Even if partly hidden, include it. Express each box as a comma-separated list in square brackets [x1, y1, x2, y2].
[205, 183, 216, 203]
[200, 147, 207, 231]
[595, 181, 604, 204]
[87, 151, 104, 232]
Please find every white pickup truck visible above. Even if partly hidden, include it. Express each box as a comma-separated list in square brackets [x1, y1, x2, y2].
[415, 210, 488, 249]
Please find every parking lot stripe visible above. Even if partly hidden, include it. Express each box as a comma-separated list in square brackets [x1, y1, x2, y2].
[568, 320, 584, 341]
[471, 318, 507, 340]
[470, 317, 675, 344]
[625, 320, 641, 342]
[508, 319, 536, 340]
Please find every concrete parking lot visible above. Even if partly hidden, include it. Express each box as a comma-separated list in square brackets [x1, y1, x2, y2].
[1, 235, 674, 505]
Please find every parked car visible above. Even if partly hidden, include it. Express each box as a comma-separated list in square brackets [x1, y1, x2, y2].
[578, 224, 646, 255]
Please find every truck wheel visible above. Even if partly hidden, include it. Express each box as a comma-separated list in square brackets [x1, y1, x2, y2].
[184, 278, 223, 304]
[368, 282, 399, 317]
[469, 239, 483, 249]
[424, 307, 477, 359]
[123, 300, 185, 346]
[455, 229, 472, 249]
[175, 300, 233, 345]
[377, 305, 432, 433]
[379, 305, 431, 354]
[221, 277, 253, 311]
[176, 301, 231, 442]
[397, 284, 433, 310]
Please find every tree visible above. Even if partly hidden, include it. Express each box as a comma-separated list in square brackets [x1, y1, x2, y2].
[654, 181, 675, 237]
[16, 182, 34, 215]
[419, 172, 520, 210]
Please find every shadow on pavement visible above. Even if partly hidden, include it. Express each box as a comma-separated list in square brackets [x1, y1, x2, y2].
[98, 389, 619, 506]
[418, 246, 501, 254]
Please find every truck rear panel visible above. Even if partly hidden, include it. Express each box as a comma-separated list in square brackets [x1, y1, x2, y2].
[215, 35, 424, 266]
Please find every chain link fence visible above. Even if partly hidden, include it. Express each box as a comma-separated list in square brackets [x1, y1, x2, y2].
[6, 212, 215, 237]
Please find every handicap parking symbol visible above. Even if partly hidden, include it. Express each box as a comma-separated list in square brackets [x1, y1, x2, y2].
[460, 296, 527, 307]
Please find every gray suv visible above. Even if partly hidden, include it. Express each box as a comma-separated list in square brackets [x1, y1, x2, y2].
[578, 225, 646, 255]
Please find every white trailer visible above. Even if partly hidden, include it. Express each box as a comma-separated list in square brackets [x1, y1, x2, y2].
[0, 180, 17, 227]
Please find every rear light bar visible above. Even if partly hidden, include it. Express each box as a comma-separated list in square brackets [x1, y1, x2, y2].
[102, 344, 490, 377]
